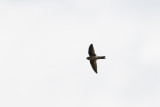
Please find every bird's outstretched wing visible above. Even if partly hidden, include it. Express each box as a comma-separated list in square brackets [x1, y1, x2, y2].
[88, 44, 96, 56]
[90, 60, 97, 73]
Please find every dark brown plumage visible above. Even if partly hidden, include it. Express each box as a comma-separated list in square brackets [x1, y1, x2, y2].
[90, 60, 97, 73]
[88, 44, 96, 56]
[86, 44, 105, 73]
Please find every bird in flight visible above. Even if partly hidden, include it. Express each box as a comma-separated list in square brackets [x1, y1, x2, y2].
[86, 44, 105, 73]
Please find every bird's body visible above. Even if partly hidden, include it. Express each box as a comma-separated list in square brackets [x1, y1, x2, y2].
[86, 44, 105, 73]
[87, 56, 105, 60]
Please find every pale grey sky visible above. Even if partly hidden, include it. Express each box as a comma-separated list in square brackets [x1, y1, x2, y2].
[0, 0, 160, 107]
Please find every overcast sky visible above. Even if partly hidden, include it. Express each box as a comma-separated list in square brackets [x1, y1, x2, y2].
[0, 0, 160, 107]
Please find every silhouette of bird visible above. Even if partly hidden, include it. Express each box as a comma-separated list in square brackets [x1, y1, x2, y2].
[86, 44, 105, 73]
